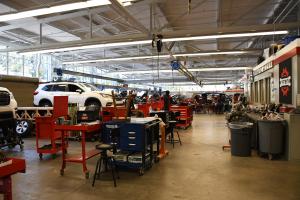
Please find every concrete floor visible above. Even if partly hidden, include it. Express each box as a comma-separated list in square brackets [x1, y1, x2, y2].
[4, 114, 300, 200]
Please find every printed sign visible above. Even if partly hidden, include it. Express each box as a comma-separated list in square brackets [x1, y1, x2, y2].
[279, 58, 292, 104]
[254, 62, 273, 76]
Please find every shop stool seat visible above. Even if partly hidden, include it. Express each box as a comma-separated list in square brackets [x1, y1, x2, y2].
[166, 120, 182, 148]
[92, 143, 119, 187]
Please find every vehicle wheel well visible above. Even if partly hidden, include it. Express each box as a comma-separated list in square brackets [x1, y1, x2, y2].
[39, 99, 52, 106]
[84, 98, 101, 106]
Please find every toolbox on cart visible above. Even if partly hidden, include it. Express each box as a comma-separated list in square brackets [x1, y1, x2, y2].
[77, 106, 100, 122]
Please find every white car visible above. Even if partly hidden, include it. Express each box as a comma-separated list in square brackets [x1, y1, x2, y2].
[33, 82, 113, 107]
[0, 87, 17, 118]
[0, 87, 24, 149]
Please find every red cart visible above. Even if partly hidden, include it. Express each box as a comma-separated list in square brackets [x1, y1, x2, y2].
[0, 158, 26, 200]
[35, 116, 68, 159]
[56, 121, 101, 179]
[35, 96, 69, 159]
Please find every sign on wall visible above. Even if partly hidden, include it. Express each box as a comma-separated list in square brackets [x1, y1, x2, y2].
[279, 58, 292, 104]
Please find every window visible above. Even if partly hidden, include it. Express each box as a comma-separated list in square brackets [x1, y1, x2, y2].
[254, 82, 258, 103]
[68, 84, 83, 92]
[265, 77, 271, 104]
[24, 54, 37, 77]
[0, 53, 7, 75]
[52, 84, 67, 92]
[42, 85, 52, 91]
[8, 52, 23, 76]
[259, 80, 264, 103]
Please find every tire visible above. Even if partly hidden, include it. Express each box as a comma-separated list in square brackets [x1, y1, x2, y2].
[85, 100, 101, 108]
[39, 100, 52, 107]
[16, 120, 33, 137]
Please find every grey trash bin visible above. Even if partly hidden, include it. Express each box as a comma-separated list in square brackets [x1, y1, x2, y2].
[258, 120, 285, 159]
[229, 122, 253, 157]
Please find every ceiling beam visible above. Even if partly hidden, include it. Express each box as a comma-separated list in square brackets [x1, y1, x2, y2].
[109, 0, 149, 34]
[0, 8, 107, 32]
[60, 69, 124, 83]
[1, 21, 298, 53]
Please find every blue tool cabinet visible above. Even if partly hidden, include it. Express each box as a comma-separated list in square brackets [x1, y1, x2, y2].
[101, 118, 160, 175]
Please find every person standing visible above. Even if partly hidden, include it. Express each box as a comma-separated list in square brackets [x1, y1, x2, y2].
[163, 90, 171, 111]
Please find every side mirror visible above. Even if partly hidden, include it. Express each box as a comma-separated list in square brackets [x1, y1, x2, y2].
[76, 89, 82, 94]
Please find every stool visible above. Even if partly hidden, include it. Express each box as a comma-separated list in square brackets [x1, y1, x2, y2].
[166, 121, 182, 148]
[92, 143, 119, 187]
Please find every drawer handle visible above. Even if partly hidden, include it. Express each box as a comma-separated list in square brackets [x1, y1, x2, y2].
[128, 137, 136, 140]
[128, 143, 136, 146]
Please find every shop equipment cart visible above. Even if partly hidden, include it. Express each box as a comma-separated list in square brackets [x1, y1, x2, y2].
[35, 116, 67, 159]
[103, 118, 160, 175]
[170, 105, 193, 129]
[0, 157, 26, 200]
[57, 121, 101, 179]
[35, 96, 69, 159]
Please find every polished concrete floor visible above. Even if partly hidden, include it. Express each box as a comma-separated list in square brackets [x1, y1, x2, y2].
[4, 114, 300, 200]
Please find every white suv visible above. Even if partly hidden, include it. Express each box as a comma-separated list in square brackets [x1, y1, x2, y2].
[0, 87, 17, 118]
[33, 82, 113, 107]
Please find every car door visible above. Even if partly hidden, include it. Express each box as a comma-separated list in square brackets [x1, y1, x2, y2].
[67, 84, 84, 105]
[50, 84, 68, 103]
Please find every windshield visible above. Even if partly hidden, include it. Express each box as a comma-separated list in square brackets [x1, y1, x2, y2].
[82, 83, 99, 91]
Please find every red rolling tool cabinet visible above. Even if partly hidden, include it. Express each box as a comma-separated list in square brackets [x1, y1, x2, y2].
[0, 158, 26, 200]
[56, 122, 101, 179]
[170, 105, 193, 129]
[35, 96, 69, 159]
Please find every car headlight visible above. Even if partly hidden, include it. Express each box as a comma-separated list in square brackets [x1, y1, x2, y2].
[10, 93, 15, 100]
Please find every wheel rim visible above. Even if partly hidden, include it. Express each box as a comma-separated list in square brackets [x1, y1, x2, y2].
[16, 121, 29, 135]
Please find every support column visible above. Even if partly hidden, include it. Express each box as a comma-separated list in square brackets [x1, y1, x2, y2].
[39, 23, 42, 44]
[89, 12, 93, 39]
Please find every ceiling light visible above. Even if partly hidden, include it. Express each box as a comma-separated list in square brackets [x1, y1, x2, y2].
[107, 67, 252, 75]
[118, 0, 136, 6]
[0, 0, 111, 22]
[19, 30, 287, 55]
[163, 31, 288, 42]
[63, 54, 170, 64]
[21, 40, 152, 55]
[174, 51, 247, 57]
[62, 51, 250, 64]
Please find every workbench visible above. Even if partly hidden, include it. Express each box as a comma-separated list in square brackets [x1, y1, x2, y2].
[0, 158, 26, 200]
[56, 121, 101, 179]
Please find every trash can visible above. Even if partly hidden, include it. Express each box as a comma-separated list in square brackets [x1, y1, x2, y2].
[229, 122, 253, 157]
[258, 120, 285, 159]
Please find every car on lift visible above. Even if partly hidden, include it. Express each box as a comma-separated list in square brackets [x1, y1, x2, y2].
[0, 87, 23, 149]
[33, 82, 114, 108]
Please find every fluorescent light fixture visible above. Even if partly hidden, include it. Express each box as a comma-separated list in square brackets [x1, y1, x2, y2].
[63, 54, 170, 64]
[21, 40, 152, 55]
[108, 67, 252, 75]
[0, 0, 111, 22]
[163, 31, 288, 42]
[118, 0, 136, 6]
[62, 51, 248, 64]
[20, 30, 287, 55]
